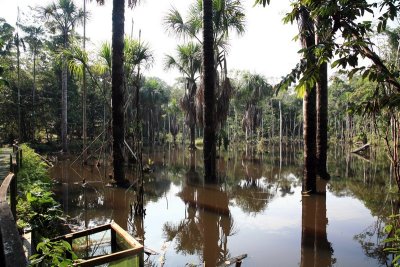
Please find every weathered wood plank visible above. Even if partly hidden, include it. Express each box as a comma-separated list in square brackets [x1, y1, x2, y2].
[52, 223, 112, 241]
[111, 222, 143, 249]
[74, 247, 143, 267]
[0, 173, 14, 203]
[0, 202, 26, 267]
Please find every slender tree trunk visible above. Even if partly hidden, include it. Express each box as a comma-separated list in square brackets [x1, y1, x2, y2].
[299, 6, 317, 194]
[83, 0, 88, 162]
[279, 101, 282, 145]
[32, 50, 37, 141]
[112, 0, 126, 185]
[17, 34, 21, 141]
[271, 99, 275, 142]
[189, 81, 197, 150]
[203, 0, 216, 183]
[190, 124, 196, 149]
[61, 56, 68, 152]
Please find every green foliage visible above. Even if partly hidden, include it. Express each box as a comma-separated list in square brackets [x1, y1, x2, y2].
[0, 18, 15, 55]
[29, 239, 77, 267]
[256, 137, 267, 153]
[383, 214, 400, 267]
[18, 144, 51, 190]
[16, 144, 64, 238]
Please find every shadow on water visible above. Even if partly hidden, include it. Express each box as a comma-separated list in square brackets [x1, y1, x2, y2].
[50, 144, 397, 266]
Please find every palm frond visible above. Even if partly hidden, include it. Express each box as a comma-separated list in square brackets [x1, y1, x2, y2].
[99, 41, 112, 70]
[124, 37, 154, 70]
[61, 44, 88, 80]
[164, 7, 194, 39]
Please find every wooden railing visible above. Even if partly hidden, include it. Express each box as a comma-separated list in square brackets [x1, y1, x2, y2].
[0, 146, 26, 267]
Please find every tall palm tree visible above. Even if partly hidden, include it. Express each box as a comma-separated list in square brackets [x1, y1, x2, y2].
[203, 0, 216, 182]
[42, 0, 85, 152]
[164, 0, 244, 131]
[111, 0, 126, 185]
[92, 0, 138, 185]
[83, 0, 88, 162]
[19, 22, 45, 141]
[298, 5, 317, 194]
[164, 42, 201, 149]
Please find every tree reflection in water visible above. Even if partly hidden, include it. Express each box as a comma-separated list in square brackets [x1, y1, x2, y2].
[301, 181, 335, 267]
[163, 152, 235, 266]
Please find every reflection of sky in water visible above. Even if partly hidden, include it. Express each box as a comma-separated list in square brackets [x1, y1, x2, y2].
[51, 147, 390, 267]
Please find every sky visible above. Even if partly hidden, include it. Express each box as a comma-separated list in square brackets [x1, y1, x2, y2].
[1, 0, 301, 86]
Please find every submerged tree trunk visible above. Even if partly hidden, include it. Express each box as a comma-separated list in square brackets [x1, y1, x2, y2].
[299, 6, 317, 194]
[203, 0, 217, 183]
[112, 0, 126, 185]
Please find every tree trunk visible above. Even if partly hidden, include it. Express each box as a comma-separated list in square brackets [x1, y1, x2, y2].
[279, 101, 282, 145]
[203, 0, 216, 183]
[299, 6, 317, 194]
[190, 124, 196, 149]
[83, 0, 88, 163]
[316, 59, 329, 179]
[61, 57, 68, 152]
[32, 50, 37, 141]
[17, 34, 21, 141]
[112, 0, 126, 185]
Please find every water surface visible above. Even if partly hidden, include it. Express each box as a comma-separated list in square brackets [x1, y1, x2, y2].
[51, 144, 394, 266]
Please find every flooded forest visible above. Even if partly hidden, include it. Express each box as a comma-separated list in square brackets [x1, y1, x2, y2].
[1, 0, 400, 266]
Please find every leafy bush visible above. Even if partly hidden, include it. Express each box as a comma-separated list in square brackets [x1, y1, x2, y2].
[29, 239, 77, 267]
[383, 214, 400, 267]
[18, 144, 51, 192]
[16, 144, 64, 238]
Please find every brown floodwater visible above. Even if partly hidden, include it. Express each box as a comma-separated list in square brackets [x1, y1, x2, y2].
[50, 144, 396, 266]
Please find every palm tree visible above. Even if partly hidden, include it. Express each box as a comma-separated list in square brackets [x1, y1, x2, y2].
[91, 0, 138, 185]
[164, 42, 201, 149]
[298, 5, 317, 194]
[19, 21, 45, 141]
[203, 0, 216, 182]
[164, 0, 245, 131]
[124, 38, 153, 150]
[110, 0, 126, 185]
[41, 0, 85, 152]
[83, 0, 88, 162]
[238, 73, 272, 141]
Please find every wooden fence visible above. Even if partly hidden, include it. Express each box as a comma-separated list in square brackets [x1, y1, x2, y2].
[0, 146, 26, 266]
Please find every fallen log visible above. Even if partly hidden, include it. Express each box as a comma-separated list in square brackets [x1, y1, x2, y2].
[352, 151, 371, 162]
[351, 143, 370, 154]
